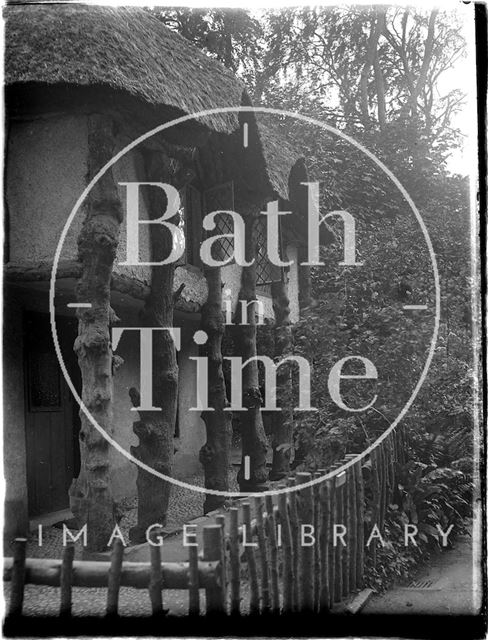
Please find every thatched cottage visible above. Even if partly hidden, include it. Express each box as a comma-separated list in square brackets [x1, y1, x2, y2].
[3, 4, 312, 542]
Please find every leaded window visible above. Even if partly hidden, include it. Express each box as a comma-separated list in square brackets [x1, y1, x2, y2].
[176, 184, 202, 267]
[255, 216, 283, 295]
[203, 182, 236, 264]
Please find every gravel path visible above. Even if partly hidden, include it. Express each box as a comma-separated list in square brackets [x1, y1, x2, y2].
[3, 582, 189, 617]
[24, 473, 237, 560]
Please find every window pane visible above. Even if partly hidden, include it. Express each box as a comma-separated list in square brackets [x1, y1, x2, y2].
[203, 182, 235, 263]
[256, 216, 282, 295]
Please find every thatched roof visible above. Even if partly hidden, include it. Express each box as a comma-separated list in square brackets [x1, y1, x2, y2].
[4, 4, 306, 208]
[4, 4, 244, 134]
[254, 114, 303, 202]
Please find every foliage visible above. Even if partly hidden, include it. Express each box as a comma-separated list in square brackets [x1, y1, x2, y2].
[363, 450, 472, 592]
[152, 4, 474, 589]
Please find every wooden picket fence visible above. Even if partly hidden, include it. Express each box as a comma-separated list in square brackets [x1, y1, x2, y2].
[4, 425, 407, 617]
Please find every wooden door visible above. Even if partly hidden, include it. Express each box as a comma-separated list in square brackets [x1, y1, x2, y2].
[24, 312, 80, 516]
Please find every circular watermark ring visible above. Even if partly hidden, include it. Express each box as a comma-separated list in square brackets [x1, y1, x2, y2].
[50, 106, 440, 497]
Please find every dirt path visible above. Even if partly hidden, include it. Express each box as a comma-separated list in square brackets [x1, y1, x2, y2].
[361, 535, 482, 616]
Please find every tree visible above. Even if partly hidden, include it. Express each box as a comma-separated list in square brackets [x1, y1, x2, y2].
[148, 7, 263, 78]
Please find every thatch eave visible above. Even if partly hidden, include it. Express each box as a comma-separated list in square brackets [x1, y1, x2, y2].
[4, 4, 245, 135]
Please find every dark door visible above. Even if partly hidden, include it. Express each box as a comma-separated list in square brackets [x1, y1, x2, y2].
[24, 312, 80, 516]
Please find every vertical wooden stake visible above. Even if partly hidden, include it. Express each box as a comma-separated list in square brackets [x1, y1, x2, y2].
[254, 496, 270, 613]
[379, 444, 387, 533]
[295, 472, 314, 612]
[387, 436, 395, 506]
[332, 465, 344, 603]
[356, 459, 365, 589]
[242, 503, 260, 615]
[370, 450, 381, 568]
[188, 541, 200, 616]
[346, 460, 358, 593]
[9, 538, 27, 617]
[229, 508, 241, 616]
[313, 472, 322, 612]
[342, 466, 351, 598]
[277, 488, 293, 614]
[215, 513, 227, 598]
[203, 524, 226, 615]
[106, 538, 124, 617]
[343, 465, 351, 599]
[287, 477, 300, 610]
[319, 477, 332, 613]
[326, 470, 336, 610]
[60, 542, 75, 618]
[148, 532, 164, 616]
[265, 494, 280, 614]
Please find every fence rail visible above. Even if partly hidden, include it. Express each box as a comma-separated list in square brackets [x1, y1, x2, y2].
[4, 425, 406, 617]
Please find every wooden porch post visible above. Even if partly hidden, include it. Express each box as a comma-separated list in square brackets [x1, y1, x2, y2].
[270, 277, 294, 480]
[235, 210, 269, 492]
[129, 151, 179, 543]
[69, 114, 122, 551]
[199, 263, 233, 513]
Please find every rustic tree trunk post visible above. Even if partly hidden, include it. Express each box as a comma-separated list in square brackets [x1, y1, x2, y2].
[69, 114, 122, 551]
[235, 211, 269, 492]
[128, 152, 179, 543]
[270, 278, 294, 480]
[199, 262, 232, 513]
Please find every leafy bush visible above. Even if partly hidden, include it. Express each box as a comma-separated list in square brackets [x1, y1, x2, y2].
[288, 161, 474, 589]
